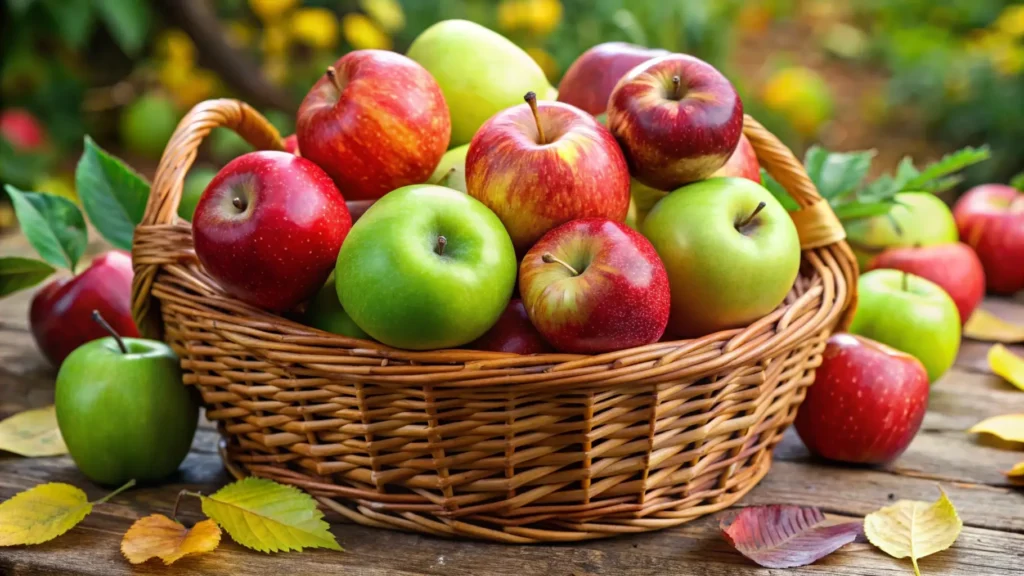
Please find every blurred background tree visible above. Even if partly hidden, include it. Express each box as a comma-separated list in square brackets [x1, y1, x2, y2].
[1, 0, 1022, 224]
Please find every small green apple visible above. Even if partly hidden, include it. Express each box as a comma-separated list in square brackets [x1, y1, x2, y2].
[849, 269, 960, 382]
[629, 178, 667, 229]
[304, 276, 370, 340]
[120, 93, 179, 160]
[335, 185, 517, 350]
[55, 315, 198, 486]
[845, 192, 958, 269]
[428, 144, 469, 193]
[642, 177, 801, 338]
[178, 166, 218, 222]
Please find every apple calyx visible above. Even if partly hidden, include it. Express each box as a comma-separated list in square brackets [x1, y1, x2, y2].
[735, 201, 767, 235]
[523, 91, 547, 144]
[91, 309, 127, 354]
[542, 252, 580, 276]
[435, 235, 448, 256]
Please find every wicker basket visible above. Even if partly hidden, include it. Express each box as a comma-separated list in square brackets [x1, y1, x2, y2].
[131, 98, 857, 543]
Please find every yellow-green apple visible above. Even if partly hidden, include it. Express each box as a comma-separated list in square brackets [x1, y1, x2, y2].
[466, 92, 630, 253]
[303, 276, 370, 340]
[428, 144, 469, 193]
[868, 243, 984, 324]
[407, 19, 554, 147]
[794, 333, 929, 465]
[849, 269, 961, 382]
[297, 50, 450, 201]
[629, 178, 667, 230]
[178, 166, 218, 222]
[642, 177, 800, 338]
[192, 151, 351, 312]
[953, 184, 1024, 295]
[557, 42, 669, 116]
[712, 133, 760, 183]
[844, 192, 958, 269]
[608, 54, 743, 190]
[520, 218, 669, 353]
[335, 185, 517, 350]
[469, 299, 552, 355]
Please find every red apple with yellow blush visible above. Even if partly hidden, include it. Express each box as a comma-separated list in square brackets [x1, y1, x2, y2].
[557, 42, 669, 116]
[713, 133, 760, 183]
[954, 184, 1024, 295]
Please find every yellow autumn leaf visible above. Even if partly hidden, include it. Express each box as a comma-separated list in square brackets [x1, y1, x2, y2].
[1006, 461, 1024, 479]
[342, 13, 392, 51]
[964, 309, 1024, 343]
[121, 514, 221, 565]
[200, 477, 341, 553]
[969, 414, 1024, 443]
[864, 488, 962, 576]
[989, 344, 1024, 391]
[0, 406, 67, 457]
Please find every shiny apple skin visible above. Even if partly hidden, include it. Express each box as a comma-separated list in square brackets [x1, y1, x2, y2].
[466, 100, 630, 253]
[868, 243, 985, 325]
[608, 53, 743, 190]
[557, 42, 669, 116]
[519, 218, 669, 354]
[794, 333, 929, 465]
[297, 50, 450, 201]
[192, 151, 351, 312]
[953, 184, 1024, 295]
[469, 299, 552, 355]
[712, 133, 760, 183]
[29, 251, 139, 367]
[282, 134, 299, 155]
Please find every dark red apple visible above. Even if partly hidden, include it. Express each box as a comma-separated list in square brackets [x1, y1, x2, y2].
[557, 42, 669, 116]
[794, 333, 929, 465]
[192, 151, 351, 312]
[30, 251, 139, 367]
[470, 299, 552, 355]
[608, 53, 743, 190]
[953, 184, 1024, 295]
[466, 92, 630, 253]
[712, 133, 760, 183]
[868, 243, 985, 324]
[0, 108, 46, 151]
[519, 218, 669, 353]
[296, 49, 450, 201]
[282, 134, 299, 155]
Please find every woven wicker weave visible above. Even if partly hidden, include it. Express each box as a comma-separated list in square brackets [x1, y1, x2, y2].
[131, 98, 857, 543]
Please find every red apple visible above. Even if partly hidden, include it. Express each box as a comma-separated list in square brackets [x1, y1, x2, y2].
[954, 184, 1024, 295]
[296, 50, 450, 201]
[794, 333, 929, 465]
[192, 151, 351, 312]
[282, 134, 299, 155]
[519, 218, 669, 353]
[1, 108, 46, 151]
[868, 243, 984, 325]
[469, 299, 552, 355]
[608, 53, 743, 190]
[712, 133, 760, 183]
[466, 93, 630, 253]
[557, 42, 669, 116]
[30, 251, 139, 367]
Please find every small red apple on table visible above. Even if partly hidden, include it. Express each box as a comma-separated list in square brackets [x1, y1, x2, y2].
[557, 42, 669, 116]
[868, 242, 985, 324]
[794, 333, 929, 465]
[519, 218, 669, 354]
[953, 184, 1024, 295]
[470, 299, 552, 355]
[191, 150, 351, 312]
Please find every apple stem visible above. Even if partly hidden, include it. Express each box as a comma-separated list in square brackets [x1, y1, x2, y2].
[231, 196, 247, 211]
[524, 91, 546, 144]
[435, 235, 447, 256]
[325, 66, 344, 93]
[542, 253, 580, 276]
[672, 75, 682, 99]
[92, 309, 127, 354]
[438, 167, 457, 188]
[736, 201, 767, 230]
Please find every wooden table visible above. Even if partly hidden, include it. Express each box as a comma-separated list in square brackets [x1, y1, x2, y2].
[2, 233, 1023, 575]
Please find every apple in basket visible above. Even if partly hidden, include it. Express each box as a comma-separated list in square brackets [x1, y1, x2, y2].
[556, 42, 669, 116]
[191, 151, 352, 312]
[470, 298, 553, 355]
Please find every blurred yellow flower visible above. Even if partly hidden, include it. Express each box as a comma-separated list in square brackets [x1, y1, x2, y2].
[36, 175, 78, 204]
[248, 0, 298, 22]
[526, 47, 559, 82]
[260, 24, 290, 55]
[291, 7, 338, 50]
[498, 0, 527, 32]
[342, 13, 392, 51]
[966, 29, 1024, 76]
[263, 54, 289, 85]
[360, 0, 405, 33]
[156, 29, 195, 65]
[226, 21, 255, 48]
[761, 67, 834, 137]
[995, 5, 1024, 38]
[159, 61, 218, 109]
[525, 0, 562, 36]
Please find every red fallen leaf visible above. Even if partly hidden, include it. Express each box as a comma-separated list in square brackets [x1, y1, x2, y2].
[721, 505, 863, 568]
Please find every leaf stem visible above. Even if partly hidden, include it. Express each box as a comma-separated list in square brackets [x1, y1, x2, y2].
[92, 478, 136, 505]
[171, 489, 201, 521]
[92, 310, 127, 354]
[523, 92, 546, 144]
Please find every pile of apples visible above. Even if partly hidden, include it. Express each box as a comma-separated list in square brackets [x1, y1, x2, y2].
[191, 20, 802, 357]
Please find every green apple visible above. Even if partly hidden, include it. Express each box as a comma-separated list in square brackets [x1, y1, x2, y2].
[120, 93, 179, 160]
[642, 177, 801, 338]
[428, 144, 469, 193]
[845, 192, 958, 269]
[335, 184, 517, 350]
[55, 323, 199, 486]
[407, 19, 554, 147]
[304, 276, 370, 340]
[849, 269, 960, 382]
[624, 195, 639, 230]
[178, 166, 218, 222]
[630, 178, 667, 229]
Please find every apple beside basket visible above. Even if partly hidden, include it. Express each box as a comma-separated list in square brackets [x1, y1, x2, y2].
[130, 98, 858, 543]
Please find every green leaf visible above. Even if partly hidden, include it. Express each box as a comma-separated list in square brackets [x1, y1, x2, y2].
[92, 0, 151, 56]
[5, 186, 87, 272]
[803, 146, 876, 201]
[8, 0, 37, 14]
[200, 478, 342, 553]
[42, 0, 96, 49]
[1009, 171, 1024, 192]
[75, 136, 150, 250]
[833, 200, 900, 222]
[0, 257, 55, 297]
[760, 169, 800, 211]
[903, 146, 990, 192]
